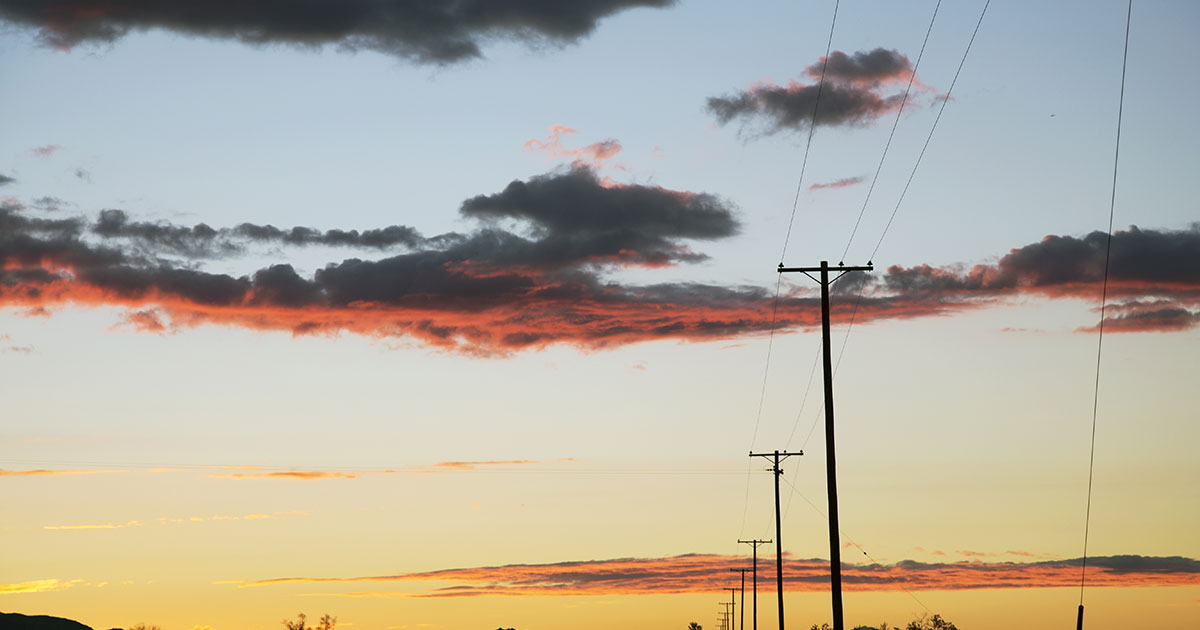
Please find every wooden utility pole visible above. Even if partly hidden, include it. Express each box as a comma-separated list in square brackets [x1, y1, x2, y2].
[730, 568, 752, 630]
[748, 450, 802, 630]
[737, 539, 771, 630]
[777, 260, 873, 630]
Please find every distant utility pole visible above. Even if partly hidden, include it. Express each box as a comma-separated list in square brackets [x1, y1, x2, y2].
[738, 539, 770, 630]
[777, 259, 873, 630]
[748, 450, 802, 630]
[726, 586, 738, 630]
[730, 568, 752, 630]
[720, 602, 734, 630]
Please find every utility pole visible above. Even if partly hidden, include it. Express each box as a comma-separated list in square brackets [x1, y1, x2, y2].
[776, 259, 873, 630]
[726, 586, 738, 630]
[730, 568, 752, 630]
[738, 539, 771, 630]
[720, 602, 734, 630]
[748, 450, 802, 630]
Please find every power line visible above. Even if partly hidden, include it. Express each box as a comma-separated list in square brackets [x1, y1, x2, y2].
[1079, 2, 1133, 628]
[777, 474, 932, 615]
[779, 0, 841, 263]
[840, 0, 944, 263]
[870, 0, 992, 262]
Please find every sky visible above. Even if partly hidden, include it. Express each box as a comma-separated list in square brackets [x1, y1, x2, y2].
[1, 1, 1198, 629]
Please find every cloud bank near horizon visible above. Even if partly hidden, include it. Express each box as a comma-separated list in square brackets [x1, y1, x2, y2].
[3, 174, 1197, 354]
[0, 0, 674, 64]
[239, 553, 1200, 597]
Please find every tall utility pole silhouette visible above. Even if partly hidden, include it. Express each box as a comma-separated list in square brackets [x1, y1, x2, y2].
[748, 450, 802, 630]
[730, 568, 752, 630]
[738, 539, 771, 630]
[720, 602, 734, 630]
[777, 259, 873, 630]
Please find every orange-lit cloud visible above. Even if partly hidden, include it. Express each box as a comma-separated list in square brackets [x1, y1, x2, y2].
[212, 470, 363, 480]
[4, 187, 1197, 356]
[425, 460, 537, 471]
[524, 126, 624, 170]
[810, 176, 865, 191]
[0, 468, 124, 476]
[211, 460, 547, 480]
[0, 579, 74, 594]
[241, 553, 1200, 597]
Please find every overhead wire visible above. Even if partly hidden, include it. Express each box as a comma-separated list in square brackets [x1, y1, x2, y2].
[764, 0, 993, 615]
[1080, 0, 1133, 616]
[840, 0, 944, 264]
[778, 474, 933, 615]
[740, 0, 842, 540]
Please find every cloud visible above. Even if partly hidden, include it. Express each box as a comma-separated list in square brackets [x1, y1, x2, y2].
[809, 176, 865, 191]
[3, 184, 1197, 356]
[524, 126, 624, 170]
[213, 470, 362, 481]
[426, 460, 537, 471]
[240, 553, 1200, 597]
[805, 49, 916, 87]
[0, 468, 124, 476]
[158, 510, 309, 522]
[0, 579, 74, 594]
[93, 208, 428, 259]
[212, 460, 547, 480]
[0, 174, 14, 186]
[707, 48, 921, 135]
[44, 520, 142, 530]
[0, 0, 676, 64]
[29, 144, 62, 158]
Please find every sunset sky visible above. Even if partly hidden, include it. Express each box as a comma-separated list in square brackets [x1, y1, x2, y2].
[2, 1, 1198, 629]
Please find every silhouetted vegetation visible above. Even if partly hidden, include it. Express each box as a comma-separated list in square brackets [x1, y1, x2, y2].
[688, 623, 702, 630]
[282, 613, 336, 630]
[820, 613, 959, 630]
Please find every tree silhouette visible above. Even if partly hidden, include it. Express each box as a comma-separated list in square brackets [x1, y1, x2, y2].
[282, 613, 336, 630]
[688, 623, 702, 630]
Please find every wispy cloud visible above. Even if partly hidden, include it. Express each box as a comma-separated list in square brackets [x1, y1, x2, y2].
[29, 144, 63, 158]
[524, 126, 624, 171]
[0, 0, 676, 64]
[240, 553, 1200, 597]
[0, 468, 125, 477]
[44, 520, 142, 531]
[809, 176, 865, 191]
[212, 460, 545, 480]
[0, 579, 75, 594]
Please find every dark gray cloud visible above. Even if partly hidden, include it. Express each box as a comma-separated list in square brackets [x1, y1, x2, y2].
[93, 208, 427, 258]
[0, 0, 675, 64]
[878, 225, 1200, 294]
[806, 48, 912, 85]
[708, 47, 919, 135]
[0, 174, 14, 186]
[461, 166, 737, 267]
